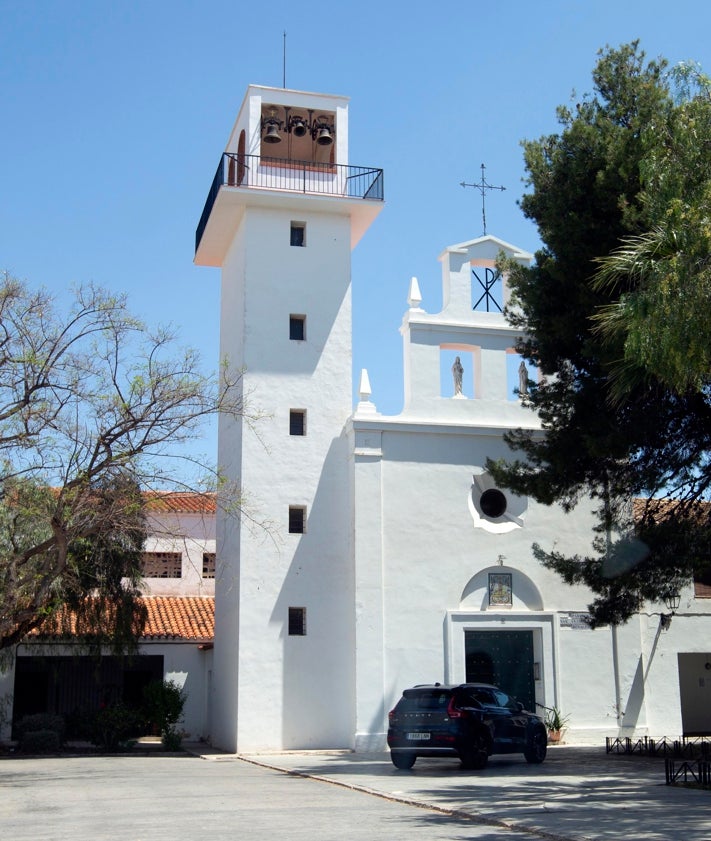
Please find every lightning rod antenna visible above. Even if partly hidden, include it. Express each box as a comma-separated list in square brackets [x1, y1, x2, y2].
[283, 31, 287, 88]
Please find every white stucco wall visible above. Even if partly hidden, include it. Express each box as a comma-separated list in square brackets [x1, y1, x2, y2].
[230, 205, 355, 751]
[145, 641, 213, 741]
[210, 89, 373, 749]
[142, 510, 216, 597]
[350, 411, 711, 747]
[351, 417, 606, 748]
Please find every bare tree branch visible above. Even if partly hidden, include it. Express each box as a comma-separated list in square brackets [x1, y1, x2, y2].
[0, 273, 251, 650]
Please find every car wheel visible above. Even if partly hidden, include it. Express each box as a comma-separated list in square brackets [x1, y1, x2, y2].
[524, 727, 547, 764]
[460, 732, 489, 770]
[391, 751, 416, 769]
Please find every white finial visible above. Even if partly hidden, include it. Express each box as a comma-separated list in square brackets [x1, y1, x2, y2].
[356, 368, 378, 415]
[408, 276, 422, 309]
[358, 368, 372, 400]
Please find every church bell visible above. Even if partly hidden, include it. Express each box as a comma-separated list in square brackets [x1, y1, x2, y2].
[315, 125, 333, 146]
[263, 122, 282, 143]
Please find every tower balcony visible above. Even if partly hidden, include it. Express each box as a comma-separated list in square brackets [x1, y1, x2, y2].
[194, 153, 384, 266]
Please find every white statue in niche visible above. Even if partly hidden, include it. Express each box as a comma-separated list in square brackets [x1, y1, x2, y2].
[452, 356, 464, 397]
[518, 360, 529, 397]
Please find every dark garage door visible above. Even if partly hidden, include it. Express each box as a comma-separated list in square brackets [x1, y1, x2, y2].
[13, 654, 164, 737]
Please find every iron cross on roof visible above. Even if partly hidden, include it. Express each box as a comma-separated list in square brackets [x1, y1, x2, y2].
[460, 163, 506, 236]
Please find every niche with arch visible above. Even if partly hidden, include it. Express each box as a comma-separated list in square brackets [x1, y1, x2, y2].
[460, 566, 544, 612]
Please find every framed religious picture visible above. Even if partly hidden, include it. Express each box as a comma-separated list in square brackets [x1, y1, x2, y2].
[488, 572, 513, 607]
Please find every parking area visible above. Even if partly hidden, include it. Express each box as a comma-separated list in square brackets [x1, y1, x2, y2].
[237, 744, 711, 841]
[1, 744, 709, 841]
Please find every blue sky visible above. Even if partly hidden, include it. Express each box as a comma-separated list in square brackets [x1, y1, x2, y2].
[2, 0, 709, 474]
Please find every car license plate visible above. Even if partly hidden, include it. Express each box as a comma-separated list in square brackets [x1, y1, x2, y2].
[407, 732, 430, 740]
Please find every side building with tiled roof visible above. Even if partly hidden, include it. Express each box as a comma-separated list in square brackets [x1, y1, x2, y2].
[0, 493, 217, 743]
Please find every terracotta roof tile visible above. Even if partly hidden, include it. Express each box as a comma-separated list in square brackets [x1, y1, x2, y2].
[143, 492, 216, 514]
[28, 597, 214, 643]
[633, 497, 711, 523]
[142, 597, 214, 641]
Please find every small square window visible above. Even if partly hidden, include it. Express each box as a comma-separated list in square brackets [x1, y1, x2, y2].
[289, 506, 306, 534]
[290, 222, 306, 247]
[289, 607, 307, 635]
[202, 552, 216, 579]
[289, 410, 306, 436]
[290, 315, 305, 341]
[141, 552, 182, 579]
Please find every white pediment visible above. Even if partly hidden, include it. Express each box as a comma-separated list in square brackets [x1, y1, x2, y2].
[439, 234, 533, 264]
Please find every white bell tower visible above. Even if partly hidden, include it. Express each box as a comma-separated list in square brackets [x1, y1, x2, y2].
[195, 85, 383, 752]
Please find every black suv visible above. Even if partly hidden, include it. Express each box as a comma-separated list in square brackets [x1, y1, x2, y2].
[387, 683, 547, 769]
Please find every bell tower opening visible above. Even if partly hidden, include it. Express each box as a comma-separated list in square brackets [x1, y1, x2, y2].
[259, 104, 336, 164]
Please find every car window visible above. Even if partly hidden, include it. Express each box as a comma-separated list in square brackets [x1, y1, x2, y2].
[469, 688, 518, 709]
[399, 690, 451, 712]
[492, 689, 518, 710]
[457, 691, 483, 708]
[470, 688, 497, 705]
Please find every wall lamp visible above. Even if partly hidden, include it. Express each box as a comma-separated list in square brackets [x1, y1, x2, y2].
[660, 589, 681, 631]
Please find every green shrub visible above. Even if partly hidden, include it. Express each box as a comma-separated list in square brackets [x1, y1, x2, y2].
[16, 713, 65, 744]
[142, 680, 186, 750]
[64, 708, 96, 741]
[161, 729, 183, 751]
[91, 704, 142, 752]
[0, 693, 12, 736]
[20, 729, 60, 753]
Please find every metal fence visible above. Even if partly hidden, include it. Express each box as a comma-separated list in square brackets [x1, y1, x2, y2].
[606, 735, 711, 758]
[666, 758, 711, 787]
[196, 153, 384, 253]
[606, 735, 711, 788]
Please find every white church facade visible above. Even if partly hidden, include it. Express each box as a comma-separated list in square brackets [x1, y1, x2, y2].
[3, 82, 709, 750]
[194, 84, 711, 753]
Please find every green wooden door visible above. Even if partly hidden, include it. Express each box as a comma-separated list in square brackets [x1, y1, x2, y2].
[465, 630, 535, 712]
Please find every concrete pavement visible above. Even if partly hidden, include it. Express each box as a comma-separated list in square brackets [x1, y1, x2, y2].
[0, 744, 708, 841]
[0, 750, 530, 841]
[235, 744, 709, 841]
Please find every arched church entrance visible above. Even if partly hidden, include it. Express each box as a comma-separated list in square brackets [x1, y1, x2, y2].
[465, 629, 535, 712]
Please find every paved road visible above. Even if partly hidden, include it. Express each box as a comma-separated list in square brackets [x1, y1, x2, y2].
[0, 751, 538, 841]
[239, 745, 711, 841]
[1, 745, 708, 841]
